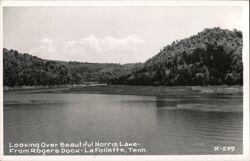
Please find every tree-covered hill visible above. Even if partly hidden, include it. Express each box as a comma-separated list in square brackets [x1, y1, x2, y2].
[110, 27, 243, 86]
[3, 27, 243, 87]
[3, 48, 142, 86]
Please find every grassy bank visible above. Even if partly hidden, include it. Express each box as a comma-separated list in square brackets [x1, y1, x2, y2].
[9, 85, 243, 95]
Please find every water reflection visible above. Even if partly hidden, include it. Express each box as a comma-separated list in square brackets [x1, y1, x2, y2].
[155, 95, 243, 112]
[4, 93, 243, 155]
[155, 95, 243, 154]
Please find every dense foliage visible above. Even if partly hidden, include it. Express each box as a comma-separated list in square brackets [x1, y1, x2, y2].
[3, 27, 243, 87]
[3, 48, 142, 86]
[110, 27, 243, 86]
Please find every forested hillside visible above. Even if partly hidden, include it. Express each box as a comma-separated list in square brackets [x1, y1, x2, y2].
[3, 27, 243, 87]
[3, 48, 142, 86]
[110, 27, 243, 86]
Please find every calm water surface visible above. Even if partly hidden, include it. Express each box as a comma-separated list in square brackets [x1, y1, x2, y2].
[4, 91, 243, 155]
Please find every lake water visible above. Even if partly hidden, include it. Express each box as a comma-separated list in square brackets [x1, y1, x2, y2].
[4, 91, 243, 155]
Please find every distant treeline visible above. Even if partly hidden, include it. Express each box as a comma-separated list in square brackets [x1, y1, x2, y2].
[109, 27, 243, 86]
[3, 27, 243, 87]
[3, 48, 142, 86]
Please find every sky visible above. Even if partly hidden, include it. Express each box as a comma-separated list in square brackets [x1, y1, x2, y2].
[3, 6, 243, 64]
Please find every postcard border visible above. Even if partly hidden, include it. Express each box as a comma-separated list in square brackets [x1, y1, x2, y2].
[0, 1, 249, 161]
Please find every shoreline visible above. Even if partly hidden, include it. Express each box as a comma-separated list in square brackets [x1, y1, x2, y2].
[4, 85, 243, 95]
[3, 83, 107, 91]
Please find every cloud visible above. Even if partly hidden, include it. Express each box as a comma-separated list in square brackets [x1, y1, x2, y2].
[62, 34, 144, 63]
[64, 34, 144, 53]
[40, 38, 53, 45]
[29, 35, 144, 63]
[29, 38, 56, 59]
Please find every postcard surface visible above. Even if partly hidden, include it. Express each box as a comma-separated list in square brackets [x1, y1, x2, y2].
[0, 1, 249, 161]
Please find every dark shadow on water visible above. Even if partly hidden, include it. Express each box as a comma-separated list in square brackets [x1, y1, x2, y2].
[154, 95, 243, 154]
[4, 93, 243, 155]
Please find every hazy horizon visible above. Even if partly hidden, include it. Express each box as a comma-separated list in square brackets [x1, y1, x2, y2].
[3, 6, 243, 64]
